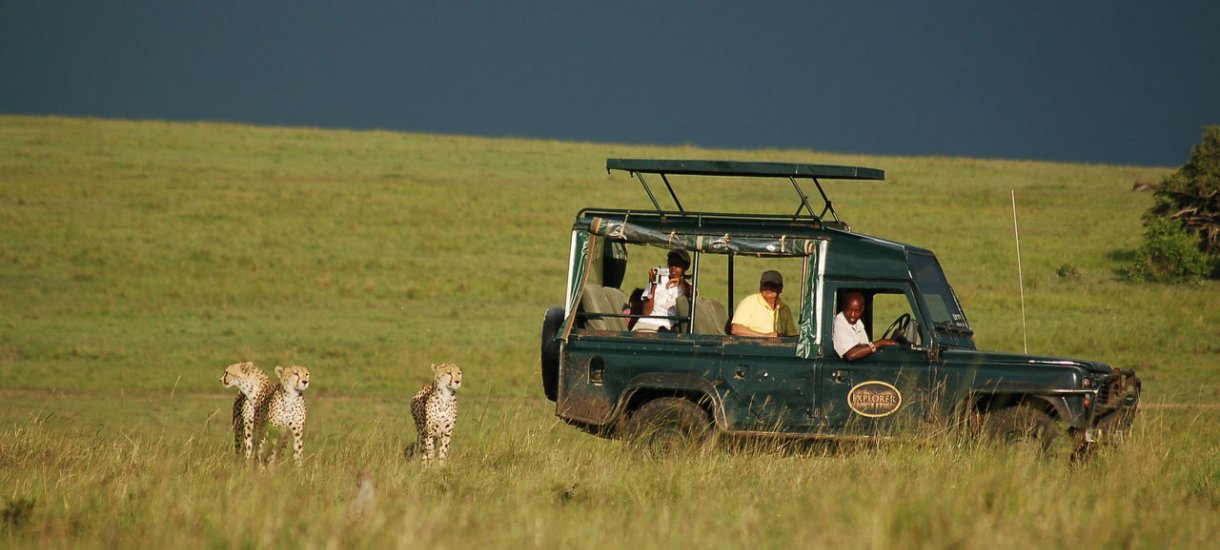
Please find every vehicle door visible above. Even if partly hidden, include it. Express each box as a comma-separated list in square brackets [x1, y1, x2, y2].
[816, 284, 935, 434]
[721, 337, 818, 431]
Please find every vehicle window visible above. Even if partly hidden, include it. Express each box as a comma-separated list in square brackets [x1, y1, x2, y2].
[909, 252, 970, 330]
[871, 291, 916, 340]
[604, 243, 809, 336]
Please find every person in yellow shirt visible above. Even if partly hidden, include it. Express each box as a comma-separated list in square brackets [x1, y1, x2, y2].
[730, 270, 797, 337]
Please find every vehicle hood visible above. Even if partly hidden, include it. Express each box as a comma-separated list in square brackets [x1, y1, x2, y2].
[941, 349, 1113, 374]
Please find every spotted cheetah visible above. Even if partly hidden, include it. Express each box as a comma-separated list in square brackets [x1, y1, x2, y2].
[259, 365, 311, 465]
[219, 361, 273, 461]
[410, 363, 462, 466]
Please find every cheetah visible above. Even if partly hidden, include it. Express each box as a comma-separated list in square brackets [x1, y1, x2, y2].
[259, 365, 311, 465]
[410, 363, 462, 466]
[219, 361, 273, 461]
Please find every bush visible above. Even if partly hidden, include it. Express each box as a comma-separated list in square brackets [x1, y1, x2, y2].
[1147, 126, 1220, 251]
[1055, 264, 1082, 280]
[1128, 217, 1210, 283]
[1134, 125, 1220, 282]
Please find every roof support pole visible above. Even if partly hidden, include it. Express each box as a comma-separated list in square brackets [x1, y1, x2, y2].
[726, 253, 736, 322]
[660, 174, 686, 214]
[789, 176, 818, 220]
[633, 172, 665, 214]
[811, 178, 841, 223]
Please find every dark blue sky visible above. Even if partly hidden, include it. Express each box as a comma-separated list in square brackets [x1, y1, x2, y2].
[3, 1, 1218, 166]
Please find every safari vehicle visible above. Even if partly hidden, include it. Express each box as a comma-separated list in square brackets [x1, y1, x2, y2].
[539, 159, 1140, 455]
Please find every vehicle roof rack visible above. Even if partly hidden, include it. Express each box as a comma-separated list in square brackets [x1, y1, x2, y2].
[606, 158, 884, 225]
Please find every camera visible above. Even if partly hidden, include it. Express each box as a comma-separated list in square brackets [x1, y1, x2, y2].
[652, 266, 670, 286]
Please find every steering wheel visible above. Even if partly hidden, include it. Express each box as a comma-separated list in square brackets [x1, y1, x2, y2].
[881, 313, 914, 345]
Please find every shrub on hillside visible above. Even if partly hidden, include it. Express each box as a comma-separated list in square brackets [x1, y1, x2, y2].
[1128, 217, 1210, 283]
[1135, 125, 1220, 280]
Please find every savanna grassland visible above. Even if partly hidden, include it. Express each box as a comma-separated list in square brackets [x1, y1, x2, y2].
[1, 115, 1217, 548]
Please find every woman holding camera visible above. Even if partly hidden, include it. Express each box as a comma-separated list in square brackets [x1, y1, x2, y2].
[632, 249, 692, 333]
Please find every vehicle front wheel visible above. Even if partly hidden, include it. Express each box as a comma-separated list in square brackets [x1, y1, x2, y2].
[624, 397, 715, 457]
[982, 404, 1066, 454]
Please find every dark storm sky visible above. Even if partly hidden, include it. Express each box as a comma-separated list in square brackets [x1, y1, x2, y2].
[3, 1, 1218, 166]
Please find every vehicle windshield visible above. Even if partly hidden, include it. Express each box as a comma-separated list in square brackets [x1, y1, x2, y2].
[909, 252, 971, 333]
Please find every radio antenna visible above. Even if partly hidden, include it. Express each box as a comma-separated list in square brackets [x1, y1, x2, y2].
[1011, 190, 1028, 354]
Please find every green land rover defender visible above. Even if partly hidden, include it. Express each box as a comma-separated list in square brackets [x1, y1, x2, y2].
[540, 159, 1140, 455]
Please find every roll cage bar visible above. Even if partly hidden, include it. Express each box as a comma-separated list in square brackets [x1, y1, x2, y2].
[606, 158, 885, 226]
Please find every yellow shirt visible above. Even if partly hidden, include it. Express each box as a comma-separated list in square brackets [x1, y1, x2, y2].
[731, 293, 797, 337]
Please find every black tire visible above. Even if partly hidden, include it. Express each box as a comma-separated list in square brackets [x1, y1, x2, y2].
[983, 404, 1062, 452]
[540, 306, 565, 402]
[624, 397, 715, 457]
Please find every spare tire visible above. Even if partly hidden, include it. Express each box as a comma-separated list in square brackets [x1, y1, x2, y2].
[540, 306, 565, 401]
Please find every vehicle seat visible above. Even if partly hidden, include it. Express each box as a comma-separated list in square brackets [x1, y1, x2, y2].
[580, 284, 628, 331]
[693, 298, 728, 335]
[603, 287, 629, 331]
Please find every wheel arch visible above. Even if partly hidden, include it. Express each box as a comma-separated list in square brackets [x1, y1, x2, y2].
[967, 392, 1070, 421]
[613, 373, 727, 434]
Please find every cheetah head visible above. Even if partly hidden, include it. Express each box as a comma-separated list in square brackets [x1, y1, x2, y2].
[275, 365, 311, 392]
[220, 361, 259, 388]
[431, 362, 462, 393]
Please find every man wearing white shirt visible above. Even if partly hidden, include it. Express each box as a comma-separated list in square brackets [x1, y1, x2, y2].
[832, 291, 896, 361]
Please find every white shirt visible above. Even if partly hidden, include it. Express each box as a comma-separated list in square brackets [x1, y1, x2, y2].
[833, 311, 871, 357]
[633, 280, 685, 332]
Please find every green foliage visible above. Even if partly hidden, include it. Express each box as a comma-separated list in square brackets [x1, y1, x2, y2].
[1055, 263, 1082, 280]
[1128, 217, 1211, 283]
[1146, 125, 1220, 260]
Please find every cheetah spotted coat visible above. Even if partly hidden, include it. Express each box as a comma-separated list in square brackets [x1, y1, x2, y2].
[260, 365, 311, 465]
[220, 361, 273, 461]
[411, 363, 462, 466]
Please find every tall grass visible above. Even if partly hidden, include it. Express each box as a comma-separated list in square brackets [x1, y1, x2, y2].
[1, 397, 1215, 548]
[1, 115, 1218, 547]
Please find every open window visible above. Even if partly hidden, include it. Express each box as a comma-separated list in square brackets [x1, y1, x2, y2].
[561, 216, 825, 358]
[832, 286, 924, 350]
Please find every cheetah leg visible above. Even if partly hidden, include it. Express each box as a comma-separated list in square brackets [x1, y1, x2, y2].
[257, 433, 274, 467]
[437, 432, 452, 465]
[232, 397, 244, 457]
[243, 414, 256, 461]
[291, 424, 303, 465]
[421, 436, 435, 466]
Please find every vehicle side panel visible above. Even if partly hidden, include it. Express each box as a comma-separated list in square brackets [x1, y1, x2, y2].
[557, 332, 724, 428]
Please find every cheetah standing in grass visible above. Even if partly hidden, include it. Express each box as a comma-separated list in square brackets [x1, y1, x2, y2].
[259, 365, 311, 465]
[410, 363, 462, 466]
[220, 361, 273, 461]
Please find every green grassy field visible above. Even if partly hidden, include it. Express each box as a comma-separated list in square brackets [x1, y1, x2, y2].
[1, 115, 1217, 548]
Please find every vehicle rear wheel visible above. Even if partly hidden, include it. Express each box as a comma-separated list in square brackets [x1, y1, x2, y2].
[624, 397, 715, 457]
[983, 404, 1063, 453]
[540, 306, 565, 402]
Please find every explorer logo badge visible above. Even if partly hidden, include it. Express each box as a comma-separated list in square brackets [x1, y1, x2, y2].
[848, 381, 902, 417]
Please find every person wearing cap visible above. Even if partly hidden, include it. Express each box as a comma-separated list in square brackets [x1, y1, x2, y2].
[730, 270, 797, 338]
[833, 291, 897, 360]
[632, 249, 693, 333]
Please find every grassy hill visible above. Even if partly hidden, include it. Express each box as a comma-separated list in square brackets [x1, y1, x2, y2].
[1, 116, 1216, 547]
[2, 115, 1215, 398]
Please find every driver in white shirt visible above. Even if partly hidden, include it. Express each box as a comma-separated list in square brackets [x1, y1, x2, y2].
[832, 291, 897, 361]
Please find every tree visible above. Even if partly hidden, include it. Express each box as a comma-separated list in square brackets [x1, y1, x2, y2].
[1133, 126, 1220, 281]
[1148, 126, 1220, 254]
